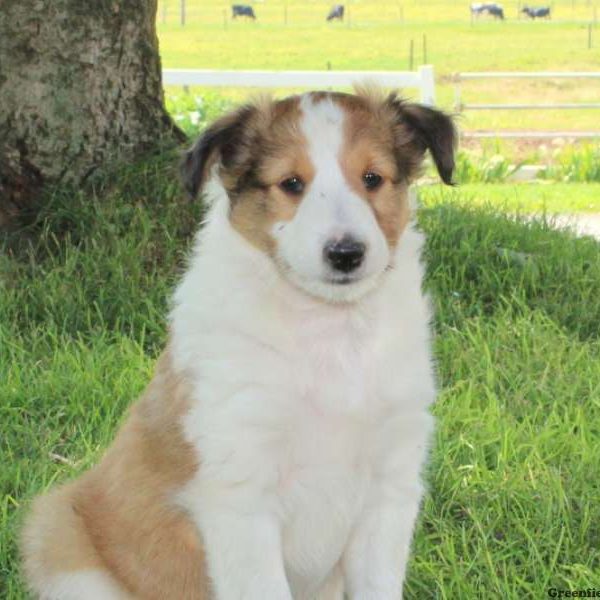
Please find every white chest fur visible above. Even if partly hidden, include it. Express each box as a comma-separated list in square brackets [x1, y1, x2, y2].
[171, 192, 436, 598]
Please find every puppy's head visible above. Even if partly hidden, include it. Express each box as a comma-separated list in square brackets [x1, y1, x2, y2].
[182, 89, 456, 303]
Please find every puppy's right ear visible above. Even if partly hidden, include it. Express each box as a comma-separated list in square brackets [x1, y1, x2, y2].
[181, 105, 256, 199]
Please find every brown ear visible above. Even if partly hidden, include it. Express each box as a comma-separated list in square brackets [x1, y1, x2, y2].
[181, 104, 257, 199]
[386, 95, 457, 185]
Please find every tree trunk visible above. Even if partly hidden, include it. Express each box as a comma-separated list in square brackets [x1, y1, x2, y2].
[0, 0, 185, 227]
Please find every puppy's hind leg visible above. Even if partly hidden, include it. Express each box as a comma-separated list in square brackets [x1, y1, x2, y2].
[21, 484, 131, 600]
[37, 570, 132, 600]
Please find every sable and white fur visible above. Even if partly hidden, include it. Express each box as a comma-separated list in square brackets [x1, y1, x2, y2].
[21, 89, 456, 599]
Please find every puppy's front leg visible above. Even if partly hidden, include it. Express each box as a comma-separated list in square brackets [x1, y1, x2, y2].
[342, 486, 423, 600]
[196, 504, 293, 600]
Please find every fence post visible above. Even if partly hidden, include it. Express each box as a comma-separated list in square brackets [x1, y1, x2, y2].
[419, 65, 435, 105]
[453, 73, 462, 112]
[180, 0, 186, 26]
[409, 39, 414, 71]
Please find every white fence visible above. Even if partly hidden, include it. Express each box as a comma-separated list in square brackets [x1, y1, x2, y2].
[162, 65, 437, 105]
[162, 67, 600, 139]
[454, 71, 600, 138]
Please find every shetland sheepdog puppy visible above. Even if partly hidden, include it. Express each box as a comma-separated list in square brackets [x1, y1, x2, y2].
[22, 87, 456, 600]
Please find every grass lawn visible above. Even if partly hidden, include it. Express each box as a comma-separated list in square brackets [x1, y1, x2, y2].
[2, 152, 600, 597]
[156, 0, 600, 132]
[420, 182, 600, 213]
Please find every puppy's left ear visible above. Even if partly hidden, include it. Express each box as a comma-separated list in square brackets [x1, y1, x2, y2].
[387, 95, 457, 185]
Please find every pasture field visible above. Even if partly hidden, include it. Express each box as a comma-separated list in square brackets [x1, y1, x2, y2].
[157, 0, 600, 133]
[421, 181, 600, 211]
[2, 146, 600, 597]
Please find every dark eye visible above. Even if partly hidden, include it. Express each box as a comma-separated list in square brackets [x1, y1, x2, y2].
[363, 172, 383, 191]
[279, 176, 305, 196]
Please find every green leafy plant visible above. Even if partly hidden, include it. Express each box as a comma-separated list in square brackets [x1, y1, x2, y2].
[540, 144, 600, 183]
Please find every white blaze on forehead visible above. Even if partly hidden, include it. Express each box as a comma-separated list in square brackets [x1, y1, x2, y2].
[296, 93, 354, 229]
[299, 94, 345, 177]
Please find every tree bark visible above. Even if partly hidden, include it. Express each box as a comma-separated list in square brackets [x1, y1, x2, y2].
[0, 0, 185, 227]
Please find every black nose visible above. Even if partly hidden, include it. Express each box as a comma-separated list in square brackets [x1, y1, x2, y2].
[324, 237, 366, 273]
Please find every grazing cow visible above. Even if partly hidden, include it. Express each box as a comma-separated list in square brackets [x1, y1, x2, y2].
[232, 4, 256, 19]
[521, 5, 551, 18]
[486, 4, 504, 18]
[470, 2, 504, 19]
[326, 5, 345, 21]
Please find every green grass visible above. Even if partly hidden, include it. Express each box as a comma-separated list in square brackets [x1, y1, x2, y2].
[421, 182, 600, 212]
[411, 309, 600, 596]
[156, 0, 600, 132]
[2, 149, 600, 598]
[1, 153, 200, 598]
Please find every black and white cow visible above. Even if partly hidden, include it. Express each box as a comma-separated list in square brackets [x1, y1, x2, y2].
[471, 2, 505, 19]
[232, 4, 256, 19]
[521, 6, 551, 18]
[326, 5, 345, 21]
